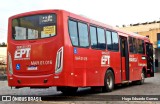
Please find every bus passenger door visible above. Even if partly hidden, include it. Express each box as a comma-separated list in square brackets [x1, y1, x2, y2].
[120, 36, 129, 81]
[146, 43, 154, 77]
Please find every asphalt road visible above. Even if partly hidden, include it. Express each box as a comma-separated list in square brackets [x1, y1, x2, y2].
[0, 73, 160, 104]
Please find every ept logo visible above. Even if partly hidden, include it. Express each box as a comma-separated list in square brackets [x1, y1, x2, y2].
[101, 55, 110, 66]
[14, 45, 31, 60]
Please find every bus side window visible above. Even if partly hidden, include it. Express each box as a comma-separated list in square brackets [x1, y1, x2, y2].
[97, 28, 106, 49]
[106, 31, 119, 51]
[68, 20, 79, 46]
[129, 37, 133, 53]
[129, 37, 138, 54]
[137, 39, 145, 54]
[112, 32, 119, 51]
[78, 22, 89, 47]
[132, 38, 137, 53]
[90, 26, 98, 48]
[106, 30, 112, 50]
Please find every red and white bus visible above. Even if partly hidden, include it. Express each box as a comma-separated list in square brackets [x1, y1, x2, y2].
[7, 9, 154, 93]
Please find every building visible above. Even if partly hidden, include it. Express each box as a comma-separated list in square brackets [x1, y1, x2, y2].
[119, 21, 160, 72]
[0, 47, 7, 65]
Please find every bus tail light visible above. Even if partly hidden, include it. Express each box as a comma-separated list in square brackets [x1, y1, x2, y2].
[55, 47, 63, 74]
[8, 52, 13, 74]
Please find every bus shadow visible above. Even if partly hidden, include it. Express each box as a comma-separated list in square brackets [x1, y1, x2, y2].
[42, 88, 102, 101]
[114, 82, 151, 91]
[42, 82, 152, 101]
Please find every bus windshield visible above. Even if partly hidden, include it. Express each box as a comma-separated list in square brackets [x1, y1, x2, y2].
[12, 14, 56, 40]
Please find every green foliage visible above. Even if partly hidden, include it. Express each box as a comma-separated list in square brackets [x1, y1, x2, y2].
[0, 42, 7, 47]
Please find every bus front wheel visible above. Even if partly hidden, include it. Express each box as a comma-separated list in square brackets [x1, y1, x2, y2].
[137, 70, 145, 85]
[103, 70, 114, 92]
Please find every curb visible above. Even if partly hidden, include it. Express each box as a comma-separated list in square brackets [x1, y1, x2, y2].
[0, 75, 7, 81]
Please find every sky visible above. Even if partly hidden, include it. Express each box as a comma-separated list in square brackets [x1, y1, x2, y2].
[0, 0, 160, 43]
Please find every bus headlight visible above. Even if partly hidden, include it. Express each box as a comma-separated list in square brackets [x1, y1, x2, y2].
[55, 47, 63, 74]
[8, 52, 13, 74]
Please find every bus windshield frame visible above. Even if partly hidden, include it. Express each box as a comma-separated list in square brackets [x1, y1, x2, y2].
[12, 13, 57, 40]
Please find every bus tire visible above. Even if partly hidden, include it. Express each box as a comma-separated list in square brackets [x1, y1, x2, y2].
[103, 70, 114, 92]
[137, 70, 145, 85]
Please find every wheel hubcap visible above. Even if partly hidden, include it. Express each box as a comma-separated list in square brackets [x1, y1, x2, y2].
[141, 72, 145, 83]
[107, 74, 113, 88]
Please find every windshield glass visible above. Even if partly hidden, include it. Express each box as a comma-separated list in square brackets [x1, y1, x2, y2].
[12, 14, 56, 40]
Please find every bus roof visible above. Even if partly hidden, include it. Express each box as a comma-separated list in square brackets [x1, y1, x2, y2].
[9, 9, 150, 42]
[64, 10, 149, 42]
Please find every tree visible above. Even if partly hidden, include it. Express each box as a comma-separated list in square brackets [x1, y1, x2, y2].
[0, 42, 7, 47]
[2, 42, 5, 46]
